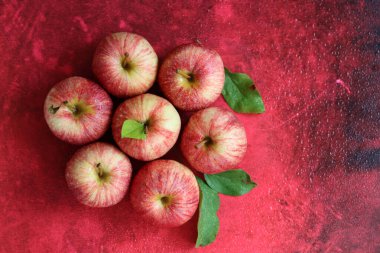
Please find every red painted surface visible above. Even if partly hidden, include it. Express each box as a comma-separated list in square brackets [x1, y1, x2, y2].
[0, 1, 379, 252]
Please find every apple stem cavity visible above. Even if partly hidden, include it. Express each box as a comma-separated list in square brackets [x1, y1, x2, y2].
[122, 52, 131, 70]
[159, 195, 172, 207]
[195, 136, 213, 149]
[95, 162, 110, 182]
[143, 120, 150, 135]
[62, 101, 79, 114]
[176, 69, 192, 80]
[96, 163, 103, 177]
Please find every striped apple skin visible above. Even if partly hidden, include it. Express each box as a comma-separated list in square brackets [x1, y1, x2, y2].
[92, 32, 158, 97]
[130, 160, 199, 227]
[158, 43, 225, 111]
[66, 142, 132, 208]
[43, 76, 113, 145]
[112, 93, 181, 161]
[181, 107, 247, 174]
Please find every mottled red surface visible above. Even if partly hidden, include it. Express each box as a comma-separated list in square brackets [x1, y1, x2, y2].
[1, 1, 379, 252]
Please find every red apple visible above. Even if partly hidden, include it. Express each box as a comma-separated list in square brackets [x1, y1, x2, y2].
[92, 32, 158, 97]
[112, 93, 181, 161]
[130, 160, 199, 227]
[181, 107, 247, 174]
[66, 142, 132, 207]
[43, 76, 112, 145]
[158, 43, 225, 111]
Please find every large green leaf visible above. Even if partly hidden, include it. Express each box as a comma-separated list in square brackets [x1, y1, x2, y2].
[121, 119, 147, 140]
[222, 68, 265, 113]
[195, 177, 220, 248]
[204, 169, 256, 196]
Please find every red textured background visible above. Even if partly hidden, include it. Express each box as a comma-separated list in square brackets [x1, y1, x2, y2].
[1, 1, 379, 252]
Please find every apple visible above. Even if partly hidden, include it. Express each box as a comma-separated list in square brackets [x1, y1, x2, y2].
[112, 93, 181, 161]
[43, 76, 112, 145]
[66, 142, 132, 207]
[181, 107, 247, 174]
[130, 159, 199, 227]
[92, 32, 158, 97]
[158, 43, 225, 111]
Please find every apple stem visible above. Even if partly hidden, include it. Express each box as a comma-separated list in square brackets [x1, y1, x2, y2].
[122, 52, 130, 69]
[176, 69, 192, 79]
[143, 120, 150, 135]
[96, 163, 103, 177]
[62, 101, 77, 114]
[194, 38, 202, 45]
[195, 137, 212, 149]
[48, 100, 77, 114]
[195, 140, 207, 149]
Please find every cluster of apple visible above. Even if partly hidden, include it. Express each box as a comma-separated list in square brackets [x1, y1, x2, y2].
[44, 32, 250, 241]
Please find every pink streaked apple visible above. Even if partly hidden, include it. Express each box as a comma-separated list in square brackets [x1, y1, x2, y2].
[112, 93, 181, 161]
[158, 43, 225, 111]
[66, 142, 132, 207]
[43, 76, 112, 145]
[92, 32, 158, 97]
[181, 107, 247, 174]
[130, 159, 199, 227]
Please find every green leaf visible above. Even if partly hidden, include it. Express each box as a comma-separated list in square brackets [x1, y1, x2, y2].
[222, 67, 265, 113]
[195, 177, 220, 248]
[121, 119, 147, 140]
[204, 169, 256, 196]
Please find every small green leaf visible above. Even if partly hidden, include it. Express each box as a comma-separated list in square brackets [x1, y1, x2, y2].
[204, 169, 256, 196]
[121, 119, 147, 140]
[222, 67, 265, 114]
[196, 177, 220, 248]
